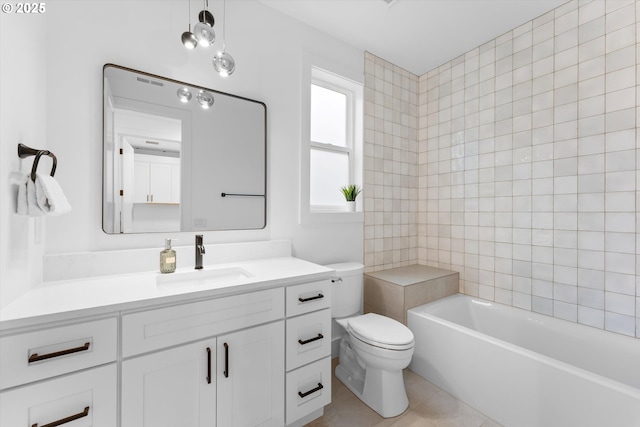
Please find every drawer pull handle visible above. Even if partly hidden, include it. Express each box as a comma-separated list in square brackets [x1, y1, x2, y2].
[298, 294, 323, 303]
[32, 405, 90, 427]
[298, 382, 324, 398]
[223, 342, 229, 378]
[28, 342, 91, 363]
[298, 333, 324, 345]
[206, 347, 212, 384]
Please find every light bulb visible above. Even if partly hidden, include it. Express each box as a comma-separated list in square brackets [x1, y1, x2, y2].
[194, 22, 215, 47]
[177, 87, 192, 103]
[213, 51, 235, 77]
[196, 90, 214, 109]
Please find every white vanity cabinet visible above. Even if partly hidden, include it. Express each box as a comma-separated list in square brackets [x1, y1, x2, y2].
[121, 287, 285, 427]
[284, 280, 332, 426]
[0, 317, 118, 426]
[0, 258, 335, 427]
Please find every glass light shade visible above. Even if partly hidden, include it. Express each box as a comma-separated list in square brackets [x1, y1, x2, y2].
[212, 51, 236, 77]
[194, 22, 215, 47]
[181, 31, 198, 49]
[198, 10, 215, 26]
[196, 90, 214, 109]
[177, 87, 192, 103]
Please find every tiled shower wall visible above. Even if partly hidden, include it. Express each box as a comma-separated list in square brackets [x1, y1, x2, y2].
[363, 52, 419, 271]
[366, 0, 640, 338]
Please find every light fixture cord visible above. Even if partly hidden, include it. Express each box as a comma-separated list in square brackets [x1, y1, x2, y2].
[188, 0, 191, 30]
[222, 0, 227, 51]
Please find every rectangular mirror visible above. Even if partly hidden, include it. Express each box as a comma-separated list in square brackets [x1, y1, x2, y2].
[103, 64, 266, 233]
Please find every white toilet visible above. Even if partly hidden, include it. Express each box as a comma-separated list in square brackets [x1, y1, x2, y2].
[326, 262, 415, 418]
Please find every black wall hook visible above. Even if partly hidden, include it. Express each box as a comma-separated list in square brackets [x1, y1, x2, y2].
[17, 143, 57, 182]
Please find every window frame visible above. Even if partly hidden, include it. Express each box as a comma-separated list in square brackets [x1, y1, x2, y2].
[310, 79, 354, 211]
[300, 56, 363, 224]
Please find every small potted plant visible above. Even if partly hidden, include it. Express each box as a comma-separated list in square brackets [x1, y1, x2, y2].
[340, 185, 361, 212]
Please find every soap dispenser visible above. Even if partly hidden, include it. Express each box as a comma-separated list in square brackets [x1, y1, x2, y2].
[160, 239, 177, 274]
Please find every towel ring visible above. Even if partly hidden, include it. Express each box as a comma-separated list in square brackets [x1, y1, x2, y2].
[18, 143, 57, 182]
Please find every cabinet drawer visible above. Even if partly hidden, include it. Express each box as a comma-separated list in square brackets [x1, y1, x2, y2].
[286, 280, 331, 317]
[0, 317, 118, 390]
[122, 287, 284, 357]
[286, 309, 331, 371]
[285, 357, 331, 425]
[0, 363, 117, 427]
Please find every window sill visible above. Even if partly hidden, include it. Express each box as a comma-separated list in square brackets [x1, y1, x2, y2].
[301, 210, 364, 225]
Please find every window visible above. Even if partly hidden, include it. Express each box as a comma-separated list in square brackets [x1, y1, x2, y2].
[301, 65, 363, 222]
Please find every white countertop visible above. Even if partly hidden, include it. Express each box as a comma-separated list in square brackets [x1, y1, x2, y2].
[0, 257, 333, 331]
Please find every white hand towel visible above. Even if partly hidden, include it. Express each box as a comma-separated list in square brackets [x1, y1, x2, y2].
[15, 173, 30, 216]
[14, 173, 45, 217]
[35, 173, 72, 215]
[28, 179, 46, 216]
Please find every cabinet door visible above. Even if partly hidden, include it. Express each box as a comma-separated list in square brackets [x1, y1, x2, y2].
[217, 321, 284, 427]
[122, 339, 216, 427]
[133, 160, 150, 202]
[0, 364, 117, 427]
[149, 162, 173, 203]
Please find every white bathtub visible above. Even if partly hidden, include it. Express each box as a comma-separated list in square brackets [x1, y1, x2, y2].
[407, 294, 640, 427]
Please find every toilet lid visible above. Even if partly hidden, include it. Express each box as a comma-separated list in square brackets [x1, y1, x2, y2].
[347, 313, 414, 350]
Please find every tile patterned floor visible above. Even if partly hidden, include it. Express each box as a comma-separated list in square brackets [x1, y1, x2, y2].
[307, 359, 502, 427]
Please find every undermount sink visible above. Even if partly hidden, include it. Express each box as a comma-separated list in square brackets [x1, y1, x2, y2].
[156, 266, 253, 290]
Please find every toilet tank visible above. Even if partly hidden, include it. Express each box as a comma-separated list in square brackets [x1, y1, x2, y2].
[325, 262, 364, 318]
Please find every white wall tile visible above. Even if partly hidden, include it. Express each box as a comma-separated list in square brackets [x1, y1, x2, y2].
[605, 171, 635, 192]
[606, 272, 636, 295]
[605, 4, 635, 33]
[606, 46, 635, 72]
[555, 300, 578, 321]
[605, 311, 636, 336]
[532, 295, 554, 315]
[606, 291, 636, 315]
[578, 305, 605, 328]
[578, 173, 605, 193]
[578, 286, 605, 309]
[579, 36, 605, 62]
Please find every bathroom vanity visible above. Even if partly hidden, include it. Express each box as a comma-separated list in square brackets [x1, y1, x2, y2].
[0, 257, 333, 427]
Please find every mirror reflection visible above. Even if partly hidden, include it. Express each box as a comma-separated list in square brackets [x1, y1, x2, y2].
[102, 64, 266, 234]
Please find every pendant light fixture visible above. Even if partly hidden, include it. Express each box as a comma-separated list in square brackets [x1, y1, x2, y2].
[177, 87, 193, 103]
[196, 90, 215, 109]
[212, 0, 235, 77]
[194, 0, 215, 47]
[181, 0, 197, 49]
[198, 9, 214, 26]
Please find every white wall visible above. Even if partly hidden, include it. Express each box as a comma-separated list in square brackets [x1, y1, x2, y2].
[0, 1, 364, 303]
[0, 11, 47, 307]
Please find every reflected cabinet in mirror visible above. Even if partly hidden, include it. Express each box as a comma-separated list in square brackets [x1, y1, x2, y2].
[102, 64, 266, 233]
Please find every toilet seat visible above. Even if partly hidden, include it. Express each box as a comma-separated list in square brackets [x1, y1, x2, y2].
[347, 313, 414, 351]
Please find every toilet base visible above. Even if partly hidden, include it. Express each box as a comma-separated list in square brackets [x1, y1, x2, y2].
[335, 361, 409, 418]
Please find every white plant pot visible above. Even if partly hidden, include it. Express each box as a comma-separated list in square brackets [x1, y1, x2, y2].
[345, 201, 356, 212]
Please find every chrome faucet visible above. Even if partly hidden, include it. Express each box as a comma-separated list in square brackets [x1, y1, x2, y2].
[195, 234, 205, 270]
